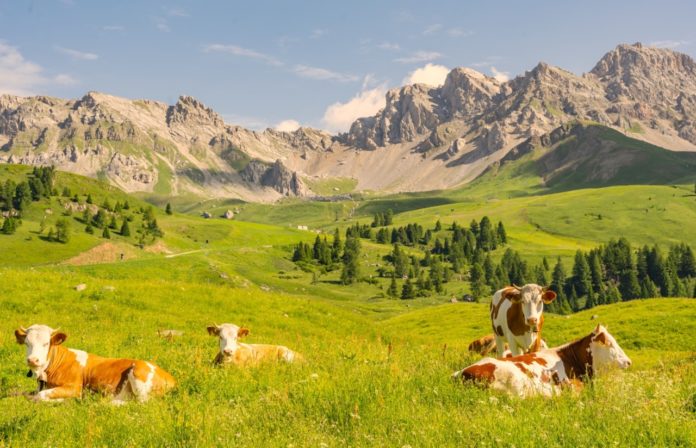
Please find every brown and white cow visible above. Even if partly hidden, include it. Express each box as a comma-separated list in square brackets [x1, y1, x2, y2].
[453, 325, 632, 398]
[207, 323, 300, 366]
[15, 325, 175, 403]
[490, 284, 556, 357]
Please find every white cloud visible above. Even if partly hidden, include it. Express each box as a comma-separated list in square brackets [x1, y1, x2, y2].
[649, 40, 688, 49]
[274, 119, 301, 132]
[322, 84, 387, 133]
[490, 66, 509, 82]
[204, 44, 284, 66]
[394, 51, 443, 64]
[377, 42, 400, 51]
[54, 73, 78, 86]
[166, 7, 189, 17]
[293, 64, 358, 82]
[310, 29, 327, 39]
[447, 28, 473, 38]
[403, 63, 450, 86]
[55, 46, 99, 61]
[155, 17, 170, 32]
[0, 41, 78, 95]
[423, 24, 443, 35]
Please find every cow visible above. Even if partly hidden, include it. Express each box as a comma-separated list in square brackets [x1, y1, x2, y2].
[207, 323, 300, 365]
[453, 325, 632, 398]
[14, 324, 175, 403]
[490, 284, 556, 357]
[468, 334, 548, 357]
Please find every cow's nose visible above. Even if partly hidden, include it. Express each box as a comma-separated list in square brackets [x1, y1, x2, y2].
[223, 349, 233, 355]
[527, 317, 538, 326]
[27, 357, 39, 366]
[625, 359, 632, 367]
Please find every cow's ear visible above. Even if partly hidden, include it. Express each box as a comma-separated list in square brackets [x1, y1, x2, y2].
[504, 288, 522, 303]
[237, 327, 250, 338]
[207, 326, 220, 336]
[51, 332, 67, 346]
[542, 290, 557, 304]
[14, 328, 27, 344]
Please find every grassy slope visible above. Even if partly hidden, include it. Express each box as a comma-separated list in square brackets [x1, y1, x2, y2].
[0, 164, 695, 445]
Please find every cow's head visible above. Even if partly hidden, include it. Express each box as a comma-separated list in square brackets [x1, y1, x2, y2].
[14, 325, 67, 374]
[506, 284, 556, 332]
[589, 325, 632, 373]
[207, 323, 250, 357]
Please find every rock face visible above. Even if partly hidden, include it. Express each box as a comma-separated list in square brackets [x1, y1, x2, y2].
[2, 43, 696, 198]
[0, 92, 316, 201]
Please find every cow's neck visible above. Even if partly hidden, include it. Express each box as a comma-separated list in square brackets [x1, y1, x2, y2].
[43, 345, 72, 381]
[557, 334, 594, 379]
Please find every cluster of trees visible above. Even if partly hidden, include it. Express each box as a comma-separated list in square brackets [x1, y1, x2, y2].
[370, 209, 394, 227]
[546, 239, 696, 313]
[1, 167, 58, 234]
[292, 228, 362, 285]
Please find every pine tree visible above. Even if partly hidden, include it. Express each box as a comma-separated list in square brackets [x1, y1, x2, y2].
[92, 209, 107, 228]
[331, 228, 342, 262]
[434, 220, 442, 231]
[109, 216, 118, 230]
[497, 221, 507, 244]
[85, 224, 94, 234]
[120, 219, 131, 236]
[400, 278, 415, 300]
[1, 217, 16, 234]
[102, 227, 111, 239]
[86, 194, 93, 204]
[550, 258, 567, 313]
[340, 235, 361, 285]
[166, 203, 173, 215]
[571, 250, 593, 297]
[55, 218, 70, 243]
[384, 209, 393, 226]
[470, 262, 487, 300]
[123, 200, 130, 210]
[388, 273, 398, 297]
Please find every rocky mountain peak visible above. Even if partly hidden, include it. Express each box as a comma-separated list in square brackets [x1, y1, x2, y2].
[166, 95, 224, 128]
[441, 67, 501, 118]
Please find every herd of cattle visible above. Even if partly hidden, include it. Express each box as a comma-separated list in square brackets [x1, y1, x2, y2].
[13, 283, 631, 403]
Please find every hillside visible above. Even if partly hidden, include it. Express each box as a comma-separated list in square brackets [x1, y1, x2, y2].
[3, 43, 696, 199]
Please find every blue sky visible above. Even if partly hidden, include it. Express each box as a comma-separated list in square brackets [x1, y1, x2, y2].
[1, 0, 694, 133]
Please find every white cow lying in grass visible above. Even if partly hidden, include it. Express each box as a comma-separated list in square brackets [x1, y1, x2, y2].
[15, 324, 176, 403]
[453, 325, 632, 398]
[207, 323, 301, 366]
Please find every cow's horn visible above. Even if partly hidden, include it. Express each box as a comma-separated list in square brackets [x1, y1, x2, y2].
[19, 326, 27, 333]
[512, 284, 522, 291]
[51, 327, 61, 334]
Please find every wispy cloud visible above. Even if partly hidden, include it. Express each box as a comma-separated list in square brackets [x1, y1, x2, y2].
[204, 44, 284, 67]
[166, 7, 189, 17]
[471, 56, 502, 68]
[154, 17, 170, 32]
[649, 40, 688, 49]
[377, 42, 400, 51]
[102, 25, 124, 32]
[221, 113, 269, 130]
[394, 51, 443, 64]
[55, 46, 98, 61]
[490, 66, 509, 82]
[310, 29, 327, 39]
[447, 28, 473, 38]
[293, 64, 358, 82]
[0, 41, 77, 95]
[423, 23, 443, 35]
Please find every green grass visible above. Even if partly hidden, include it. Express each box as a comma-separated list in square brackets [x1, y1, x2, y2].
[304, 177, 358, 195]
[1, 163, 696, 446]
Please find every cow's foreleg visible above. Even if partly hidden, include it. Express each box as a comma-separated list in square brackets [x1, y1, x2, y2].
[33, 385, 81, 402]
[493, 334, 506, 358]
[507, 337, 524, 357]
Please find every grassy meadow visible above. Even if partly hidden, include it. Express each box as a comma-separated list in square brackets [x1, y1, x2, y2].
[0, 164, 695, 446]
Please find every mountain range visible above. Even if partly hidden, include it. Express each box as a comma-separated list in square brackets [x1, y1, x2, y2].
[1, 42, 695, 201]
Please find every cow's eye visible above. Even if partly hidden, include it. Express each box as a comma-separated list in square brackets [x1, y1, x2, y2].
[44, 343, 49, 347]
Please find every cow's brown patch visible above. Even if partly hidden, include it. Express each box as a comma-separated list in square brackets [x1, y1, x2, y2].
[514, 362, 534, 378]
[510, 353, 548, 366]
[558, 333, 594, 379]
[495, 325, 504, 337]
[461, 362, 496, 383]
[506, 301, 531, 336]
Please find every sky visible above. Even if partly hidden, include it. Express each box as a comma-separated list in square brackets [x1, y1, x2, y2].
[1, 0, 695, 134]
